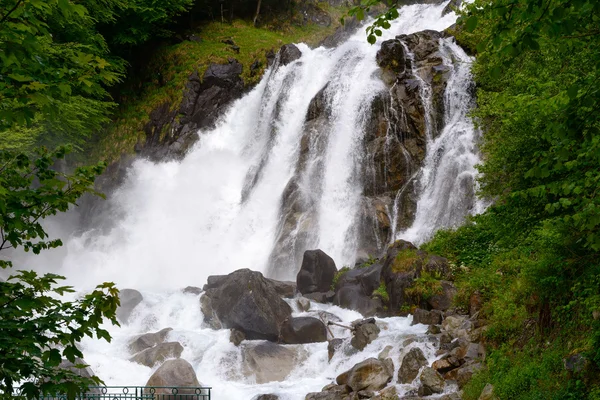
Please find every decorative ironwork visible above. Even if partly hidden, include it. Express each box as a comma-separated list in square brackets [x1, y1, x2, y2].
[12, 386, 211, 400]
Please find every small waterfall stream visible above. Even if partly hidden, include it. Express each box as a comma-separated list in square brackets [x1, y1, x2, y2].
[11, 2, 485, 399]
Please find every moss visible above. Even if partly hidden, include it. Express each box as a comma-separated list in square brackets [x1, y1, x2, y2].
[88, 11, 348, 165]
[373, 281, 389, 303]
[331, 266, 350, 290]
[391, 249, 420, 273]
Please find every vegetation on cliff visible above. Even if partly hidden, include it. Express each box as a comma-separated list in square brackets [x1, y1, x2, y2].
[420, 0, 600, 398]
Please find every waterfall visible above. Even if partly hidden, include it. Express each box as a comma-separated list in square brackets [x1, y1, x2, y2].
[14, 2, 484, 398]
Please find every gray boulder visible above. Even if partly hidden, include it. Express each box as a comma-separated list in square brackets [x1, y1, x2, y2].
[351, 318, 380, 351]
[418, 367, 445, 396]
[128, 327, 172, 354]
[230, 329, 245, 346]
[200, 269, 292, 341]
[398, 347, 428, 383]
[297, 250, 338, 294]
[116, 289, 143, 324]
[328, 338, 345, 361]
[145, 359, 200, 394]
[336, 358, 392, 392]
[280, 317, 327, 344]
[59, 358, 94, 378]
[130, 342, 183, 368]
[241, 341, 304, 384]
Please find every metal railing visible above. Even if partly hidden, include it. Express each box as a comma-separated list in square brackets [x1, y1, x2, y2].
[12, 386, 211, 400]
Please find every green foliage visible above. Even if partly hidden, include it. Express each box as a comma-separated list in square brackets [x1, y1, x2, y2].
[373, 281, 389, 303]
[345, 0, 400, 44]
[0, 146, 119, 399]
[405, 270, 442, 303]
[332, 266, 350, 290]
[391, 248, 419, 273]
[0, 0, 124, 149]
[357, 254, 378, 269]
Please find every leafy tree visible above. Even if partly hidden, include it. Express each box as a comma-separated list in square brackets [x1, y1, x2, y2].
[0, 145, 119, 399]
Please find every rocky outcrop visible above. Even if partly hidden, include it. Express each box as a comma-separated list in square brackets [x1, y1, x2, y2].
[380, 240, 452, 313]
[418, 367, 445, 396]
[128, 327, 172, 354]
[141, 59, 245, 160]
[297, 250, 338, 295]
[241, 341, 305, 384]
[279, 317, 328, 344]
[358, 29, 454, 254]
[130, 342, 183, 368]
[116, 289, 143, 324]
[200, 269, 292, 341]
[145, 359, 200, 394]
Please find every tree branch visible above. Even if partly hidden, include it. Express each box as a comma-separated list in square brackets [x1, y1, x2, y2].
[0, 0, 25, 25]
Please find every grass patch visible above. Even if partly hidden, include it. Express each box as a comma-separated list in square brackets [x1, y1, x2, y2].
[405, 270, 443, 303]
[88, 9, 348, 164]
[373, 281, 389, 303]
[332, 266, 351, 290]
[391, 248, 420, 273]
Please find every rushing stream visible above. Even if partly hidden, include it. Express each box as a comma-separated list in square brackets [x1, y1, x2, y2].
[7, 1, 484, 399]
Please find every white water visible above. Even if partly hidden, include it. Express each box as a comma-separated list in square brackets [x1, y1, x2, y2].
[9, 2, 482, 399]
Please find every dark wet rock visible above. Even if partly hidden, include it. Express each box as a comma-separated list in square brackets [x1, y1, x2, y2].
[297, 250, 338, 295]
[230, 329, 246, 346]
[142, 59, 244, 161]
[351, 318, 380, 351]
[333, 285, 380, 317]
[412, 308, 443, 325]
[146, 359, 200, 393]
[564, 353, 590, 373]
[337, 358, 392, 392]
[280, 317, 328, 344]
[418, 367, 445, 396]
[267, 278, 297, 298]
[377, 39, 408, 75]
[278, 44, 302, 66]
[398, 347, 428, 384]
[183, 286, 203, 295]
[297, 2, 332, 27]
[328, 338, 344, 361]
[128, 327, 173, 354]
[241, 341, 304, 384]
[334, 264, 382, 296]
[116, 289, 143, 324]
[130, 342, 184, 368]
[304, 291, 336, 303]
[200, 269, 292, 341]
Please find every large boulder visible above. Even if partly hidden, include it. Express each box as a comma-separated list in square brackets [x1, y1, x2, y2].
[398, 347, 428, 383]
[241, 341, 304, 384]
[116, 289, 143, 324]
[334, 263, 382, 295]
[145, 359, 200, 394]
[280, 317, 328, 344]
[59, 358, 95, 378]
[418, 367, 445, 396]
[412, 308, 443, 325]
[297, 250, 338, 295]
[200, 269, 292, 341]
[130, 342, 184, 368]
[128, 327, 172, 354]
[336, 358, 392, 392]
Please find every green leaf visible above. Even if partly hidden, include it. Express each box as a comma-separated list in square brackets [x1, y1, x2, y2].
[465, 15, 478, 32]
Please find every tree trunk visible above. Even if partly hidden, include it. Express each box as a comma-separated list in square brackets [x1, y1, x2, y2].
[253, 0, 262, 26]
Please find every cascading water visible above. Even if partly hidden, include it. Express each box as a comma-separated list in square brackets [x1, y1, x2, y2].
[10, 2, 484, 399]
